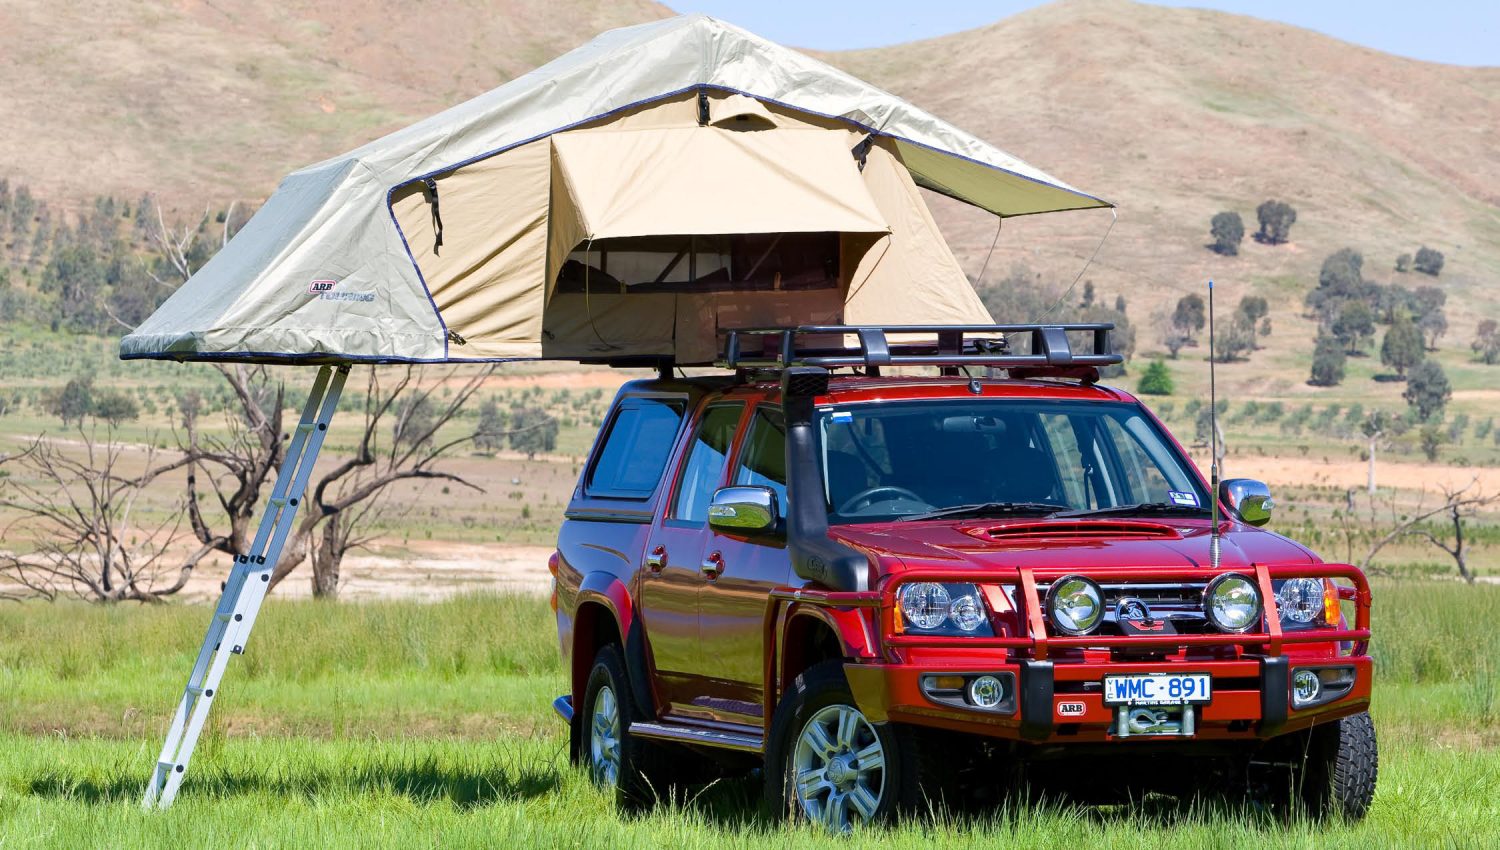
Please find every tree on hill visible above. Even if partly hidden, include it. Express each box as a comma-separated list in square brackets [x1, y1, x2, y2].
[1403, 360, 1451, 422]
[1331, 300, 1375, 354]
[1395, 253, 1413, 273]
[1412, 285, 1448, 350]
[1137, 359, 1174, 395]
[1079, 280, 1095, 309]
[509, 406, 559, 458]
[1306, 247, 1367, 322]
[91, 390, 140, 427]
[1380, 313, 1424, 379]
[1413, 246, 1445, 276]
[1255, 200, 1296, 245]
[1212, 314, 1256, 363]
[1209, 211, 1244, 255]
[1172, 294, 1205, 342]
[1473, 319, 1500, 365]
[1309, 334, 1346, 386]
[473, 397, 508, 453]
[44, 375, 95, 426]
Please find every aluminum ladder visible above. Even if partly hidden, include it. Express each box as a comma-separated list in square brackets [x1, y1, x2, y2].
[144, 364, 348, 809]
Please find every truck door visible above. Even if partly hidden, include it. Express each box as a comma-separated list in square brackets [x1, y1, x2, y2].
[640, 401, 744, 716]
[696, 405, 792, 726]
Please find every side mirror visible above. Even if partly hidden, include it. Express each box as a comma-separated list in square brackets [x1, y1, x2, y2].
[708, 486, 780, 533]
[1220, 478, 1273, 527]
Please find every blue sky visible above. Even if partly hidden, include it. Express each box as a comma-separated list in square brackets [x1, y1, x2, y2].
[665, 1, 1498, 67]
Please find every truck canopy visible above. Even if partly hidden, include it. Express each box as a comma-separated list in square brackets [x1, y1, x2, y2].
[119, 14, 1111, 366]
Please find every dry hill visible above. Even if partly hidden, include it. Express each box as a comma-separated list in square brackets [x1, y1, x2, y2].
[3, 0, 1498, 365]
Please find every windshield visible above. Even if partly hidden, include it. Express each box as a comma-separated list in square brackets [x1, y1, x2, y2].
[816, 399, 1208, 523]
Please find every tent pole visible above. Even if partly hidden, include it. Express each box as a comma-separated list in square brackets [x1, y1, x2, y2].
[144, 363, 349, 810]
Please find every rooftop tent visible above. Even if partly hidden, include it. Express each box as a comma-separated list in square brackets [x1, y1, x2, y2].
[119, 14, 1111, 366]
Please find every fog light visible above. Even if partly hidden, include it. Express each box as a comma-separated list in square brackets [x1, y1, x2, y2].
[967, 675, 1006, 709]
[1292, 668, 1321, 707]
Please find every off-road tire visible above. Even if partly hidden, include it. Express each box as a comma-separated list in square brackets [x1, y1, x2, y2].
[579, 645, 678, 808]
[763, 660, 953, 828]
[1297, 711, 1378, 820]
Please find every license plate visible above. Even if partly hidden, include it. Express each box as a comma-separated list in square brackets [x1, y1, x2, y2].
[1103, 673, 1211, 706]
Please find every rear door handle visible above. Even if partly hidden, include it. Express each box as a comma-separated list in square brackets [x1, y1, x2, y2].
[645, 545, 667, 574]
[700, 551, 723, 580]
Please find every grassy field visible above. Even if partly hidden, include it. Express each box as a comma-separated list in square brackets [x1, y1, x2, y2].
[1, 582, 1498, 847]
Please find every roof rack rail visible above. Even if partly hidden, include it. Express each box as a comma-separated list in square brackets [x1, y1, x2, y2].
[717, 324, 1121, 372]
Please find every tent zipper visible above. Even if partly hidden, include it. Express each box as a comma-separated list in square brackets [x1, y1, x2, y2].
[422, 178, 444, 255]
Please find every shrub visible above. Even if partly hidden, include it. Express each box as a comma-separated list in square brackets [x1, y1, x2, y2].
[1419, 424, 1445, 461]
[1413, 246, 1445, 276]
[1403, 361, 1452, 422]
[1137, 359, 1174, 395]
[1395, 253, 1413, 273]
[1209, 211, 1244, 255]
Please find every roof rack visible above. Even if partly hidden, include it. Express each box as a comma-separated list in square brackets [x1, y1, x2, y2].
[717, 324, 1121, 372]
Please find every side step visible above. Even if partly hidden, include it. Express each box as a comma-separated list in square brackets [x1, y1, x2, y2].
[629, 721, 763, 753]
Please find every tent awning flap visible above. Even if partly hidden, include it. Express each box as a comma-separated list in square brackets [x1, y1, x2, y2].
[549, 126, 889, 242]
[121, 14, 1109, 365]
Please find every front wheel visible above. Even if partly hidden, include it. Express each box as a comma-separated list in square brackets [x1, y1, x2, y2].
[765, 661, 952, 831]
[1296, 711, 1378, 819]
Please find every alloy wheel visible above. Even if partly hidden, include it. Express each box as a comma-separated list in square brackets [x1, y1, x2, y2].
[791, 703, 886, 831]
[589, 684, 621, 787]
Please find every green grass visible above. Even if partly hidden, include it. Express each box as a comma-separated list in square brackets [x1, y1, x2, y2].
[1, 583, 1499, 847]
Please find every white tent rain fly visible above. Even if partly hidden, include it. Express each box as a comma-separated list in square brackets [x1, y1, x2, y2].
[132, 14, 1110, 809]
[121, 13, 1109, 367]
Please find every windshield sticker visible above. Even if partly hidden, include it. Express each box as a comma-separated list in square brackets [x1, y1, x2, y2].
[1168, 490, 1200, 507]
[830, 411, 853, 423]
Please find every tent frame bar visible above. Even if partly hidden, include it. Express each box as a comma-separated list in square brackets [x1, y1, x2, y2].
[143, 364, 349, 809]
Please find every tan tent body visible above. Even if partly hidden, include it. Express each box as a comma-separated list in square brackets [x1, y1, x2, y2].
[120, 15, 1110, 365]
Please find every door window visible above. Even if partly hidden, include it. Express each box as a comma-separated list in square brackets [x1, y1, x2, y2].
[670, 404, 745, 523]
[732, 407, 787, 507]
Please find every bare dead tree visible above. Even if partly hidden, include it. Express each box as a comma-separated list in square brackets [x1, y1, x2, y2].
[265, 364, 497, 597]
[0, 429, 217, 603]
[1356, 478, 1500, 582]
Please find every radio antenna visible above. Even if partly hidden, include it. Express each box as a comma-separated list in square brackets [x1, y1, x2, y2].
[1208, 279, 1221, 570]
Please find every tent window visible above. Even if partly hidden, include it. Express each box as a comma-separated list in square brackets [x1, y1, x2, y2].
[557, 233, 840, 294]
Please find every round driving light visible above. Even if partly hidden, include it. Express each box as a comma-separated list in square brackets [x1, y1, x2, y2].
[1047, 576, 1103, 636]
[948, 593, 986, 632]
[967, 675, 1006, 709]
[1204, 573, 1261, 633]
[1277, 578, 1324, 624]
[1292, 668, 1321, 706]
[899, 582, 951, 630]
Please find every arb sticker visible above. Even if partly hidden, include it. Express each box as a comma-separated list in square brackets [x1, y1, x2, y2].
[309, 279, 337, 293]
[1168, 490, 1200, 507]
[1057, 701, 1086, 717]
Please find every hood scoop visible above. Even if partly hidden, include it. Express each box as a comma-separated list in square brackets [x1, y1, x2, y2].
[968, 520, 1182, 542]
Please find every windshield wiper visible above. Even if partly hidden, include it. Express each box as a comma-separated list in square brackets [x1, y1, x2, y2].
[896, 501, 1068, 522]
[1052, 502, 1210, 519]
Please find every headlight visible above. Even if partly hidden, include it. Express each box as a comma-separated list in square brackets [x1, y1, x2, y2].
[1277, 578, 1324, 624]
[1204, 573, 1261, 633]
[898, 582, 992, 634]
[1046, 575, 1103, 636]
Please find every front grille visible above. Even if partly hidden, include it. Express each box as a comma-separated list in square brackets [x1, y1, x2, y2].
[1035, 580, 1214, 635]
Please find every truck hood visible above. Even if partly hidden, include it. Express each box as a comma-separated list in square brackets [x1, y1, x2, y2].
[828, 518, 1320, 577]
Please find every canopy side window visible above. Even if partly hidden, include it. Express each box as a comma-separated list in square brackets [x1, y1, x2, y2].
[555, 232, 841, 294]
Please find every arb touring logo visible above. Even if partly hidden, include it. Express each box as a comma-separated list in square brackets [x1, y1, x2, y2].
[308, 279, 374, 303]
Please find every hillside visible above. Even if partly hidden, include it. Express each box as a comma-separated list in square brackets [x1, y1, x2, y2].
[3, 0, 1498, 400]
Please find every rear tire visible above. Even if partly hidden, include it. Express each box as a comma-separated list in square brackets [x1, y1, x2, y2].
[1296, 711, 1378, 820]
[579, 644, 676, 807]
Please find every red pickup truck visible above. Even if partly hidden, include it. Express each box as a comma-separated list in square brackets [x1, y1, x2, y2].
[548, 325, 1376, 830]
